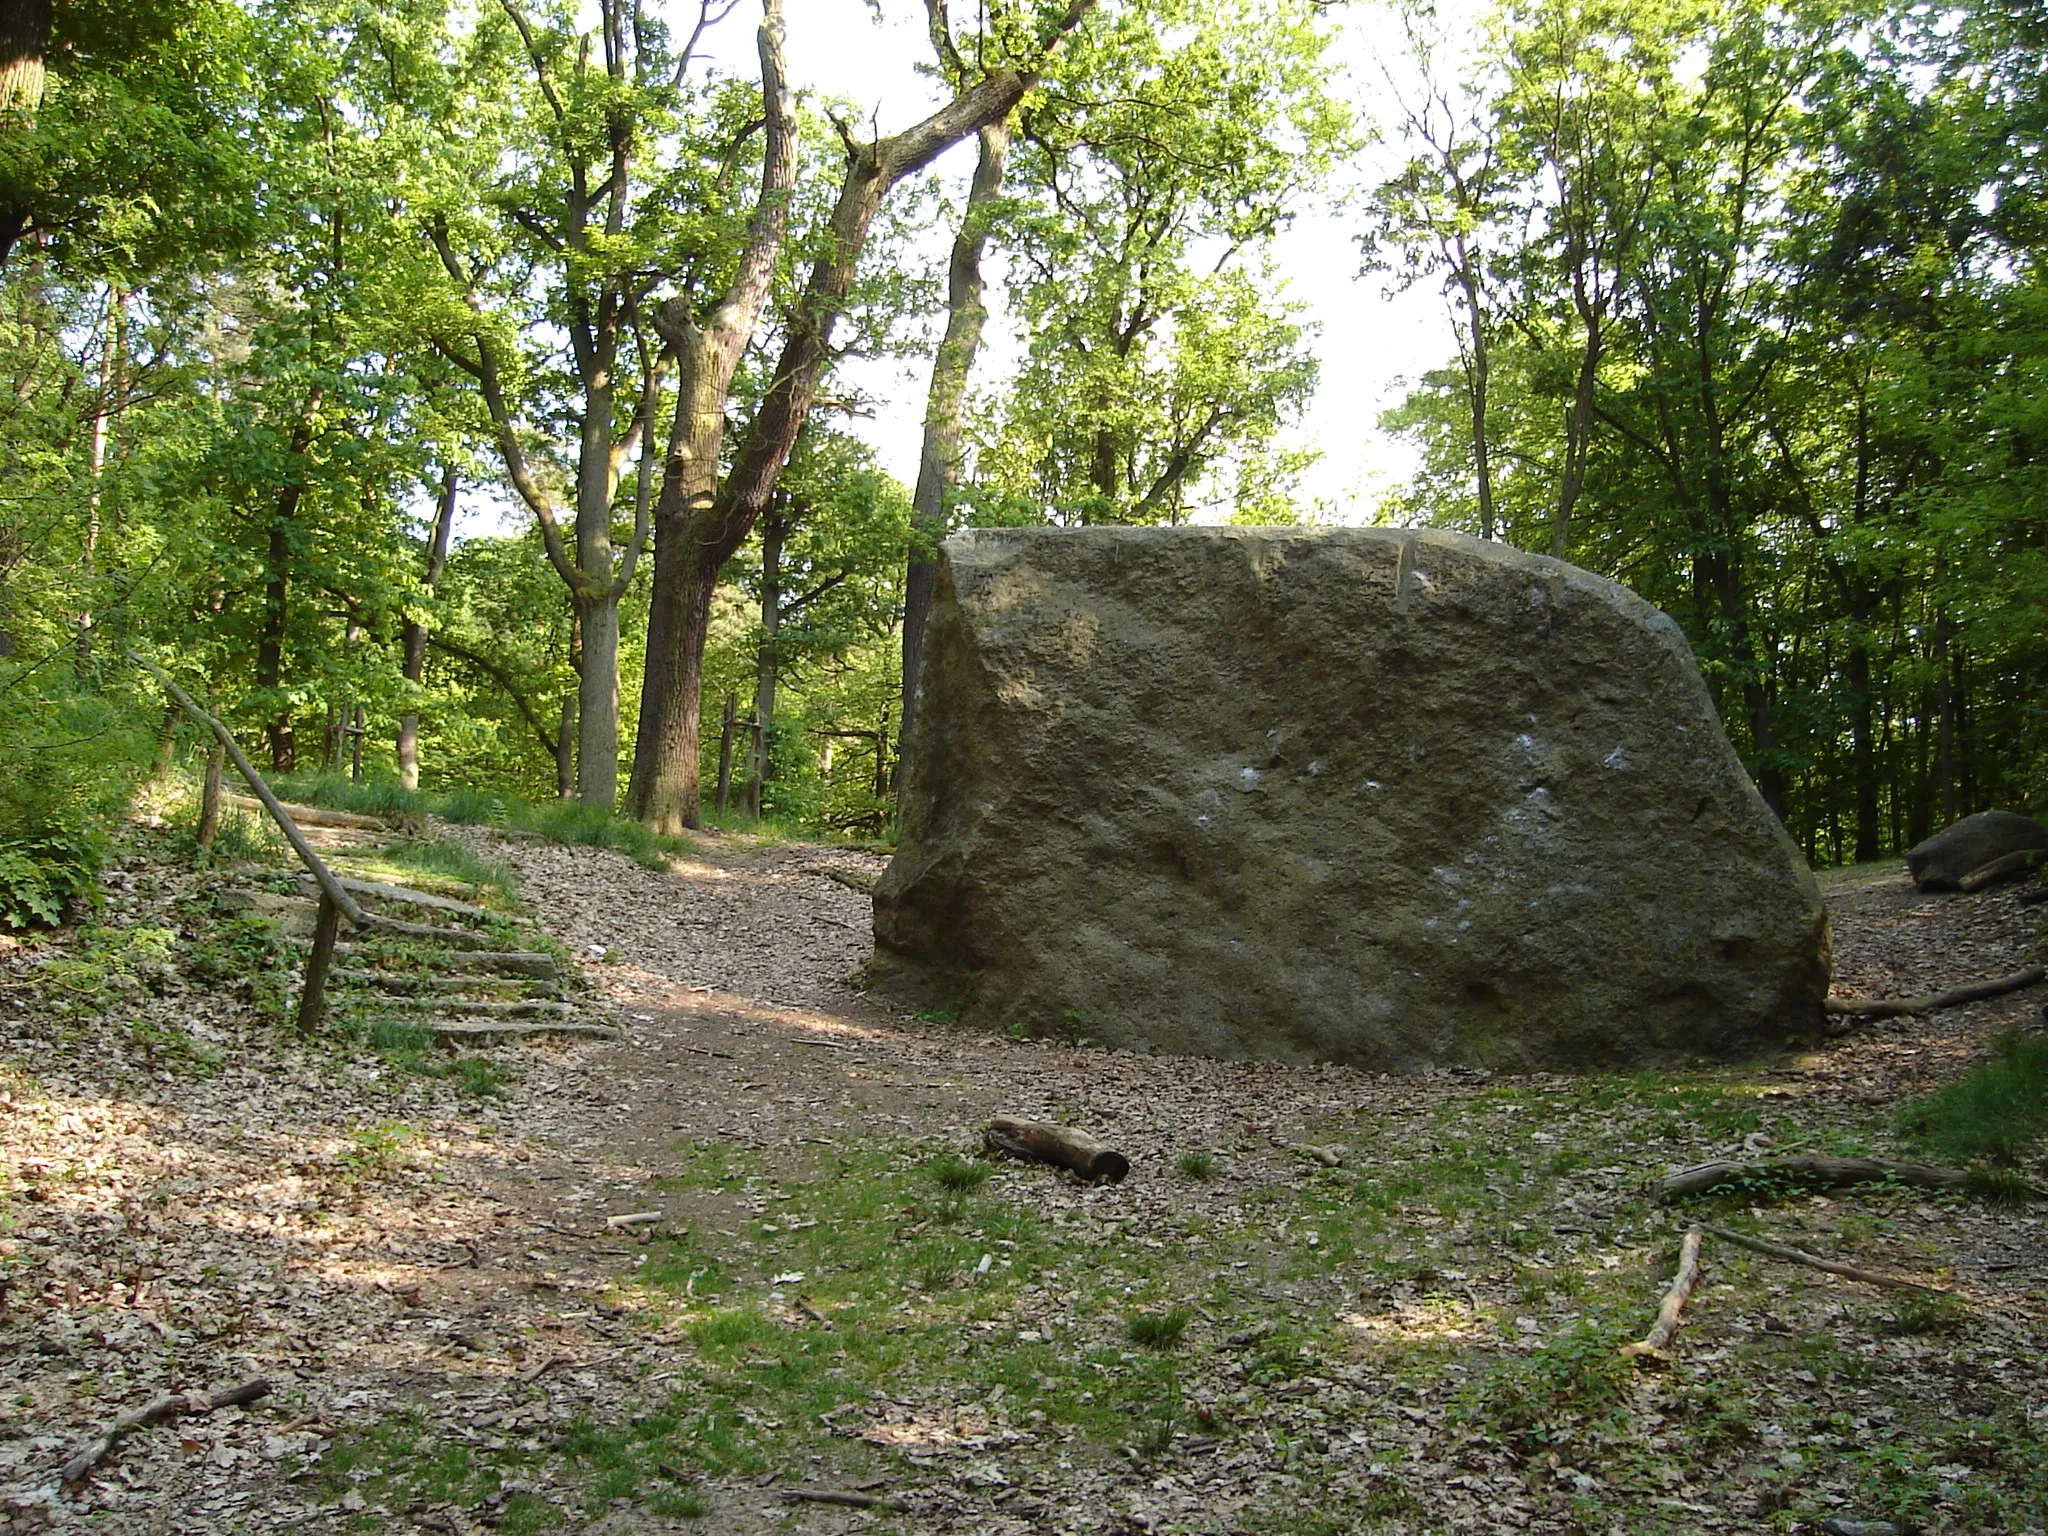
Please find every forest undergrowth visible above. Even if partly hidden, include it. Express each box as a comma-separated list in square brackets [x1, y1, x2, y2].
[1, 810, 2043, 1535]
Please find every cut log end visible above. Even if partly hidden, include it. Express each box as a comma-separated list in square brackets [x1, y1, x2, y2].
[983, 1116, 1130, 1183]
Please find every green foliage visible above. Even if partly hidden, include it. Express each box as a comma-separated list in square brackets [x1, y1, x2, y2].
[1373, 0, 2048, 852]
[1898, 1031, 2048, 1166]
[972, 0, 1348, 525]
[178, 908, 297, 1018]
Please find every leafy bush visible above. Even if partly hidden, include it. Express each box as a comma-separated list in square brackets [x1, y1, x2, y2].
[0, 825, 105, 929]
[0, 681, 149, 927]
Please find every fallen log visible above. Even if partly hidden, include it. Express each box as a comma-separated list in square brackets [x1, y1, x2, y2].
[425, 1019, 619, 1041]
[1958, 847, 2048, 893]
[359, 911, 502, 950]
[331, 967, 556, 998]
[1824, 964, 2045, 1020]
[1661, 1155, 1976, 1202]
[224, 792, 392, 832]
[2016, 885, 2048, 908]
[983, 1117, 1130, 1183]
[296, 873, 501, 921]
[1701, 1224, 1947, 1295]
[60, 1378, 272, 1484]
[332, 944, 557, 979]
[412, 998, 574, 1018]
[1622, 1225, 1704, 1361]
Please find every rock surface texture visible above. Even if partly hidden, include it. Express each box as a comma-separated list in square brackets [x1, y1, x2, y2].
[871, 527, 1831, 1072]
[1905, 811, 2048, 892]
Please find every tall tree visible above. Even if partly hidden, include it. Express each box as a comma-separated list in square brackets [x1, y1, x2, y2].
[900, 119, 1010, 763]
[418, 0, 793, 809]
[970, 0, 1344, 526]
[627, 0, 1100, 832]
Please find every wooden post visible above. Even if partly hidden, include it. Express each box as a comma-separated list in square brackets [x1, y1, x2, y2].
[715, 694, 737, 815]
[297, 891, 341, 1031]
[350, 703, 365, 782]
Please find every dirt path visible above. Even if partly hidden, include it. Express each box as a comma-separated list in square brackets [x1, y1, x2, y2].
[3, 834, 2043, 1535]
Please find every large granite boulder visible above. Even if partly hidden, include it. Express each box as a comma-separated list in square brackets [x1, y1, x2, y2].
[1905, 811, 2048, 892]
[871, 526, 1831, 1071]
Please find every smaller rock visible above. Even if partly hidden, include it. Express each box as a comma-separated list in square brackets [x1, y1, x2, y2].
[1906, 811, 2048, 892]
[1816, 1519, 1903, 1536]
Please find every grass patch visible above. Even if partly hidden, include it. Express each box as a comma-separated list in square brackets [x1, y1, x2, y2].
[270, 772, 425, 821]
[270, 773, 694, 871]
[928, 1153, 992, 1192]
[1899, 1030, 2048, 1165]
[1176, 1151, 1217, 1181]
[354, 838, 520, 905]
[1125, 1308, 1192, 1350]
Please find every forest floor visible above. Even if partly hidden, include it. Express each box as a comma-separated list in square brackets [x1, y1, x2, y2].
[2, 815, 2045, 1535]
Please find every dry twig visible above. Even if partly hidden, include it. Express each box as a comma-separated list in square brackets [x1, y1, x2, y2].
[1622, 1225, 1705, 1361]
[60, 1378, 272, 1484]
[1702, 1225, 1948, 1295]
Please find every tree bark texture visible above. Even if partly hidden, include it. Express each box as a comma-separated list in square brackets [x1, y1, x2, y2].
[901, 119, 1010, 765]
[398, 466, 458, 791]
[748, 510, 787, 817]
[0, 0, 52, 269]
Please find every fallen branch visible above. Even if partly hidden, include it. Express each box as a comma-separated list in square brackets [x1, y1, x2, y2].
[410, 998, 574, 1018]
[1701, 1225, 1948, 1295]
[60, 1378, 272, 1484]
[425, 1019, 619, 1041]
[226, 793, 392, 832]
[1660, 1155, 1978, 1202]
[1622, 1226, 1704, 1361]
[1958, 847, 2048, 893]
[805, 865, 877, 894]
[984, 1116, 1130, 1184]
[1824, 964, 2045, 1020]
[781, 1486, 902, 1513]
[359, 911, 503, 950]
[2017, 886, 2048, 908]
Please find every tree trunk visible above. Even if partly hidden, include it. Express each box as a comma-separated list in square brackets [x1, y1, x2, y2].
[257, 397, 321, 772]
[1849, 634, 1878, 863]
[902, 119, 1009, 763]
[1456, 261, 1495, 541]
[0, 0, 52, 269]
[575, 587, 621, 808]
[398, 466, 458, 791]
[629, 61, 1060, 832]
[1549, 317, 1599, 559]
[748, 510, 788, 819]
[76, 289, 123, 675]
[556, 693, 576, 800]
[259, 512, 296, 771]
